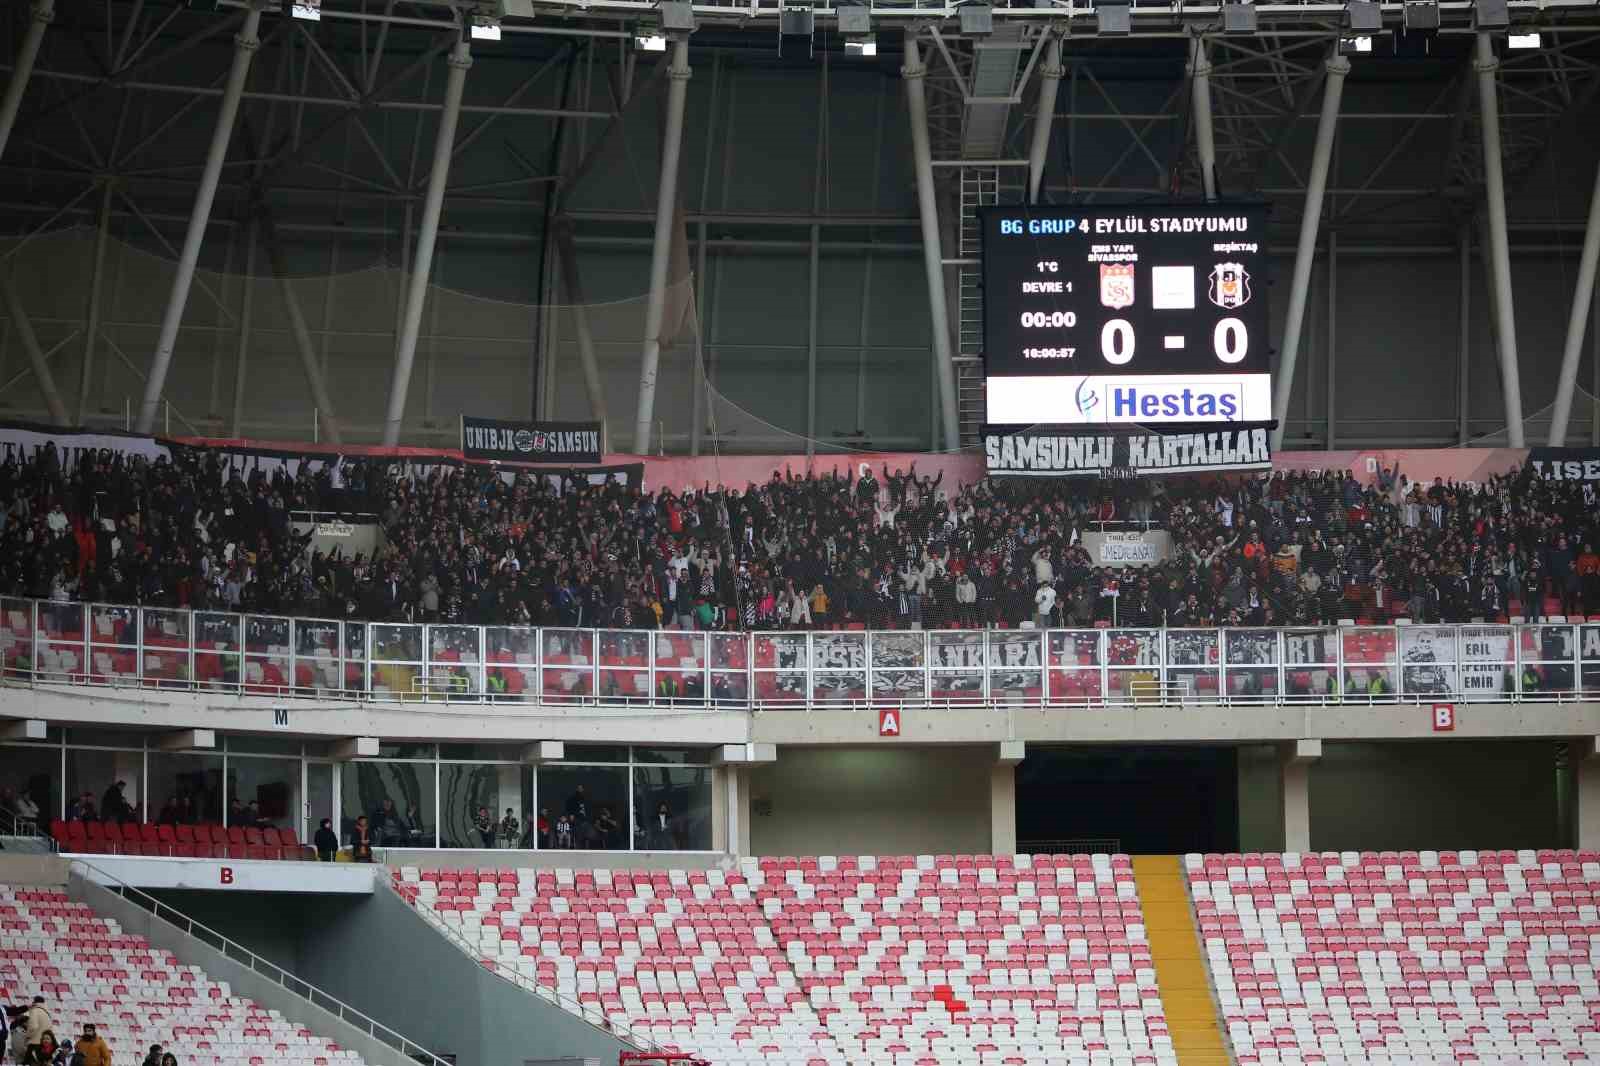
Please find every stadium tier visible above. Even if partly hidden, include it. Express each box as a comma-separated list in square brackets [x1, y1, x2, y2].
[394, 855, 1173, 1066]
[0, 883, 365, 1066]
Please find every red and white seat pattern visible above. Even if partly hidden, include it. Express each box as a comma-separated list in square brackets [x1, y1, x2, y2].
[1189, 850, 1600, 1065]
[0, 885, 365, 1066]
[395, 856, 1173, 1066]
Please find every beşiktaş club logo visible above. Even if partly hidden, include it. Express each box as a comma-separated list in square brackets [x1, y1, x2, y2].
[1208, 263, 1251, 309]
[1099, 263, 1135, 309]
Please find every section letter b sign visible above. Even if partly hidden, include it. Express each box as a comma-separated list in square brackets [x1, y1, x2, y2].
[1432, 703, 1455, 732]
[219, 866, 235, 885]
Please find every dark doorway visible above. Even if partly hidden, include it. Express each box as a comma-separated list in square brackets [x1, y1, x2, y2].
[1016, 745, 1239, 854]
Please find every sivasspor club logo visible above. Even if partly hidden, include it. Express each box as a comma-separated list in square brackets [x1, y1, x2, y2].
[1208, 262, 1251, 309]
[1099, 263, 1135, 310]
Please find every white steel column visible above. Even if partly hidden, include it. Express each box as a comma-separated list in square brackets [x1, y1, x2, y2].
[383, 38, 472, 447]
[1027, 33, 1064, 205]
[0, 270, 68, 424]
[556, 221, 609, 450]
[1271, 54, 1349, 451]
[1190, 35, 1217, 202]
[77, 179, 114, 426]
[633, 38, 692, 456]
[0, 0, 54, 161]
[136, 3, 262, 435]
[1475, 32, 1525, 447]
[903, 30, 960, 451]
[263, 223, 343, 444]
[1458, 229, 1471, 445]
[1548, 157, 1600, 446]
[230, 220, 258, 437]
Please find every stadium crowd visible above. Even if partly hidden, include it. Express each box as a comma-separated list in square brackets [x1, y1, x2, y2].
[0, 440, 1597, 633]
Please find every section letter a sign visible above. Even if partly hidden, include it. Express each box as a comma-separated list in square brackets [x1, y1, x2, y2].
[878, 707, 901, 737]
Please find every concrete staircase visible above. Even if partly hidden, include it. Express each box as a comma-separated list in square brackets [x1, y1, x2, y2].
[1133, 855, 1232, 1065]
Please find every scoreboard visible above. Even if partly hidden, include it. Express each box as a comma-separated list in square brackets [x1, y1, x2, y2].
[981, 203, 1272, 426]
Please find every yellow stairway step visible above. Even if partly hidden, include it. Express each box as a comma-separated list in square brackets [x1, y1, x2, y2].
[1132, 855, 1231, 1066]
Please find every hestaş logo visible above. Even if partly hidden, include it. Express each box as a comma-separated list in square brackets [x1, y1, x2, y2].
[1110, 383, 1241, 420]
[1074, 379, 1101, 418]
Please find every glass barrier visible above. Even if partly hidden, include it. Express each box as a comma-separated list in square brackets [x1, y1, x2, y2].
[5, 595, 1600, 710]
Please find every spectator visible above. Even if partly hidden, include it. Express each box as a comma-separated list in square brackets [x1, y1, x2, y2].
[350, 815, 373, 862]
[71, 1025, 110, 1066]
[498, 808, 519, 848]
[565, 785, 591, 845]
[371, 798, 402, 845]
[160, 1055, 179, 1066]
[313, 818, 338, 861]
[18, 1000, 47, 1065]
[99, 782, 133, 823]
[594, 807, 620, 850]
[67, 794, 95, 823]
[24, 1030, 57, 1066]
[474, 806, 494, 849]
[401, 805, 427, 844]
[644, 802, 673, 850]
[141, 1044, 163, 1066]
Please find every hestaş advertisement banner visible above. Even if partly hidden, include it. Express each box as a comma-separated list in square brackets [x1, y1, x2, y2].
[461, 417, 603, 464]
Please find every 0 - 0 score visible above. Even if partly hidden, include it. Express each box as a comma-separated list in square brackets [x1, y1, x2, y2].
[1095, 316, 1250, 367]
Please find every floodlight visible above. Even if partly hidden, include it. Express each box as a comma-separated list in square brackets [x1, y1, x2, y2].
[1096, 1, 1131, 36]
[1474, 0, 1510, 27]
[470, 16, 502, 41]
[837, 5, 871, 35]
[1339, 34, 1374, 54]
[1403, 1, 1439, 31]
[1507, 31, 1542, 48]
[635, 33, 668, 51]
[287, 0, 321, 20]
[1223, 2, 1258, 34]
[659, 0, 695, 32]
[1346, 0, 1382, 32]
[844, 37, 878, 56]
[961, 4, 995, 35]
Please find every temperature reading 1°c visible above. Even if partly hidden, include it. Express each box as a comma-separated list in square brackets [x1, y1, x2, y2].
[1036, 260, 1059, 273]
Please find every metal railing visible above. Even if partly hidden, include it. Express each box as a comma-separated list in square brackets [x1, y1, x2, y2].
[2, 595, 1598, 712]
[1018, 838, 1124, 856]
[67, 857, 450, 1066]
[380, 874, 660, 1055]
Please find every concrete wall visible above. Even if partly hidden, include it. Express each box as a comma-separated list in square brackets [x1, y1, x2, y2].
[1308, 740, 1563, 851]
[748, 746, 995, 856]
[1236, 744, 1286, 854]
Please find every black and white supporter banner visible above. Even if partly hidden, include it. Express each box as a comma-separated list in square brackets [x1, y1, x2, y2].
[1528, 448, 1600, 482]
[461, 417, 603, 464]
[983, 426, 1271, 477]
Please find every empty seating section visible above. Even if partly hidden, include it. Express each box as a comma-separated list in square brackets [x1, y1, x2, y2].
[395, 855, 1173, 1066]
[48, 820, 310, 860]
[0, 885, 364, 1066]
[1189, 850, 1600, 1065]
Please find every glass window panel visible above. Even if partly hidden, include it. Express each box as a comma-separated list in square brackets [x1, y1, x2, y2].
[343, 621, 367, 693]
[1225, 667, 1279, 698]
[1224, 630, 1278, 666]
[1168, 667, 1221, 699]
[440, 744, 522, 761]
[196, 613, 241, 651]
[1399, 626, 1457, 666]
[1166, 630, 1219, 668]
[68, 729, 145, 748]
[295, 619, 341, 657]
[429, 625, 481, 664]
[227, 736, 302, 755]
[1284, 628, 1338, 666]
[1342, 627, 1396, 665]
[90, 605, 137, 647]
[440, 763, 528, 849]
[1108, 669, 1161, 702]
[537, 765, 628, 851]
[753, 634, 807, 670]
[142, 609, 190, 650]
[652, 667, 705, 705]
[542, 630, 594, 702]
[632, 766, 712, 851]
[244, 653, 292, 693]
[245, 617, 292, 655]
[1, 598, 34, 677]
[565, 745, 630, 764]
[599, 667, 650, 703]
[990, 670, 1043, 701]
[1458, 626, 1514, 700]
[753, 671, 807, 705]
[430, 663, 481, 697]
[371, 624, 421, 663]
[989, 631, 1043, 671]
[1522, 659, 1576, 695]
[710, 633, 749, 671]
[599, 630, 650, 667]
[1341, 663, 1397, 697]
[812, 671, 866, 703]
[873, 669, 926, 701]
[710, 670, 749, 705]
[1402, 662, 1457, 696]
[1048, 631, 1101, 668]
[376, 743, 436, 759]
[870, 632, 923, 669]
[38, 603, 84, 641]
[342, 760, 436, 848]
[0, 743, 58, 826]
[89, 642, 139, 683]
[1048, 668, 1103, 703]
[486, 662, 536, 700]
[141, 641, 189, 686]
[65, 748, 119, 823]
[931, 671, 985, 702]
[632, 747, 714, 766]
[1107, 630, 1162, 667]
[148, 752, 224, 825]
[654, 631, 706, 669]
[1522, 625, 1578, 662]
[38, 639, 85, 680]
[1583, 626, 1600, 695]
[931, 631, 985, 670]
[486, 626, 537, 664]
[224, 755, 301, 832]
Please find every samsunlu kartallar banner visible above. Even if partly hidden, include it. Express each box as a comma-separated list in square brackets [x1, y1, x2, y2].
[461, 417, 602, 464]
[1528, 447, 1600, 482]
[983, 426, 1272, 477]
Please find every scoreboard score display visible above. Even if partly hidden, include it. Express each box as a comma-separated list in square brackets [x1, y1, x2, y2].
[981, 203, 1272, 426]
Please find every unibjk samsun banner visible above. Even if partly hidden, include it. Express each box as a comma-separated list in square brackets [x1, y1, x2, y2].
[460, 417, 603, 464]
